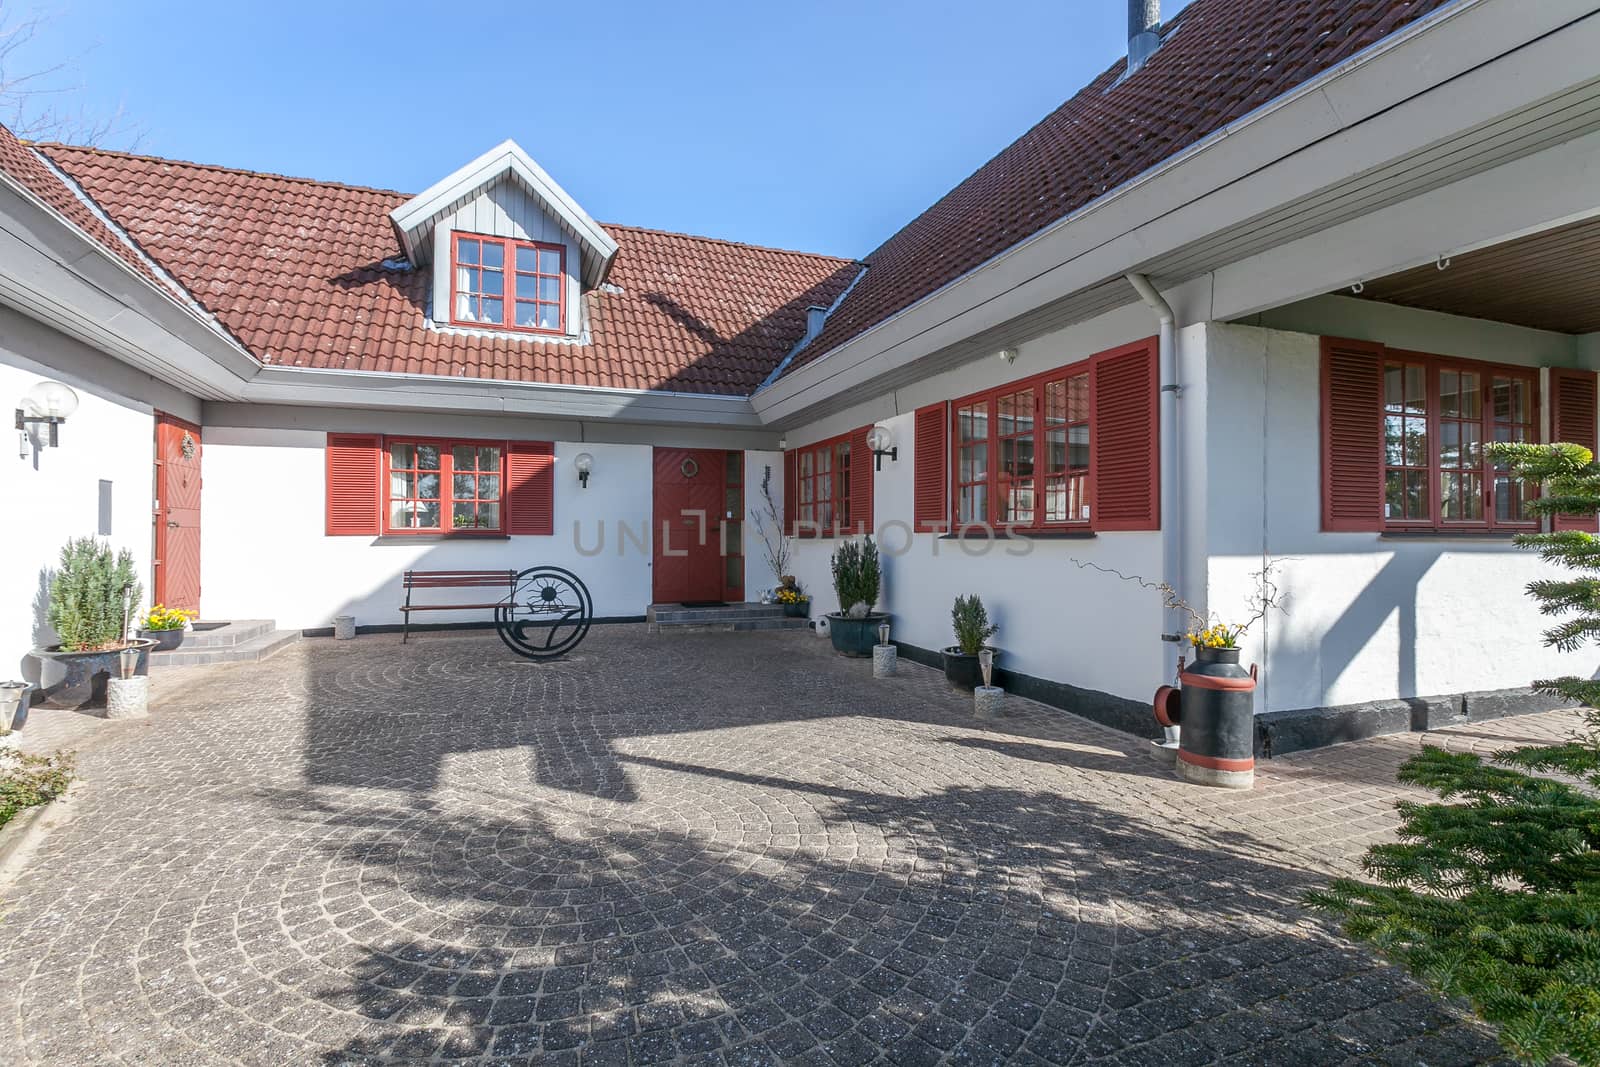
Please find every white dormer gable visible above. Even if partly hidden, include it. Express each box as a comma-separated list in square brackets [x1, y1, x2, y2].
[390, 141, 618, 339]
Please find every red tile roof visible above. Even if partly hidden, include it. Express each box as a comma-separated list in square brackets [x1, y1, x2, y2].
[12, 0, 1453, 398]
[0, 124, 184, 299]
[39, 145, 859, 396]
[784, 0, 1457, 377]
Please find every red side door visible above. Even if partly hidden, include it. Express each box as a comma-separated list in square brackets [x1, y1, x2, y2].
[153, 413, 202, 614]
[652, 448, 726, 604]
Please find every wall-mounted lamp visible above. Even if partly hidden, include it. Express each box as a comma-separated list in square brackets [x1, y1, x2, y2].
[574, 451, 594, 489]
[996, 347, 1018, 365]
[866, 424, 897, 471]
[15, 379, 79, 451]
[777, 436, 788, 451]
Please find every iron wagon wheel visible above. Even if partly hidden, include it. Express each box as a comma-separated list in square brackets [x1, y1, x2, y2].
[495, 566, 594, 659]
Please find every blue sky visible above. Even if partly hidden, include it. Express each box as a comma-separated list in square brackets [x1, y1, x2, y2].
[14, 0, 1191, 257]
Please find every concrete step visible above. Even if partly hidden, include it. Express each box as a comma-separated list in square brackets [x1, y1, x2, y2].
[648, 615, 811, 634]
[647, 602, 795, 625]
[176, 620, 273, 648]
[149, 627, 299, 668]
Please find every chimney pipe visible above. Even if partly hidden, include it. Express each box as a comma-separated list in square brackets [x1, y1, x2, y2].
[1127, 0, 1161, 76]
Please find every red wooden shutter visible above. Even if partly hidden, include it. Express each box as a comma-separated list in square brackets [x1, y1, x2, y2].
[849, 425, 874, 534]
[505, 440, 555, 535]
[913, 403, 947, 533]
[1091, 339, 1160, 531]
[1551, 368, 1599, 533]
[325, 433, 381, 536]
[783, 449, 798, 536]
[1320, 337, 1386, 532]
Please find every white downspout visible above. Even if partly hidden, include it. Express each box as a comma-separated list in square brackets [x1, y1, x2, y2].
[1125, 273, 1182, 739]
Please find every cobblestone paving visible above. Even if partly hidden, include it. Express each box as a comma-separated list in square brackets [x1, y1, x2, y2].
[0, 626, 1573, 1065]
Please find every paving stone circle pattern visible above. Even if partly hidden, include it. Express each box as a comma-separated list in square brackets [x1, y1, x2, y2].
[1, 625, 1562, 1065]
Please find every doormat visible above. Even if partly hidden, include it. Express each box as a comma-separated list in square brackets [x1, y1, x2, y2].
[678, 601, 728, 608]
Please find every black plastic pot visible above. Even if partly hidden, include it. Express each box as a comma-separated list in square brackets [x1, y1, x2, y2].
[140, 628, 185, 652]
[782, 601, 809, 619]
[828, 613, 888, 657]
[29, 639, 156, 710]
[943, 647, 999, 691]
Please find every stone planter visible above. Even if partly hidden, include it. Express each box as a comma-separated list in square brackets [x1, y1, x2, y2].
[28, 639, 156, 711]
[106, 676, 150, 720]
[872, 644, 897, 678]
[139, 628, 185, 652]
[827, 613, 889, 657]
[943, 647, 999, 692]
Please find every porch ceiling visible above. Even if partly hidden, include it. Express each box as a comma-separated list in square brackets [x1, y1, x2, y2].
[1350, 213, 1600, 335]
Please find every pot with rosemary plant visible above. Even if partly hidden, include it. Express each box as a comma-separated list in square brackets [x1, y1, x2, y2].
[943, 594, 1000, 691]
[30, 537, 155, 710]
[827, 538, 887, 656]
[138, 604, 195, 652]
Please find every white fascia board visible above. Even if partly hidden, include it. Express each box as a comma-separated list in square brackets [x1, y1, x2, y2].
[388, 139, 619, 284]
[0, 182, 259, 399]
[753, 0, 1589, 421]
[240, 365, 763, 427]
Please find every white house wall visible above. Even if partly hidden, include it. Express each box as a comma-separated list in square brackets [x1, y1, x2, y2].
[782, 302, 1169, 707]
[1201, 320, 1576, 715]
[0, 308, 198, 680]
[202, 426, 779, 631]
[428, 177, 584, 339]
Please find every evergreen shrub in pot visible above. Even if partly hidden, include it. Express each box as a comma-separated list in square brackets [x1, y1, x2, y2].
[943, 594, 999, 690]
[31, 538, 155, 709]
[827, 538, 887, 657]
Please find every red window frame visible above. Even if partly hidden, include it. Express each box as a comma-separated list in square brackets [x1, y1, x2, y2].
[949, 360, 1094, 531]
[1380, 349, 1540, 533]
[794, 433, 852, 537]
[381, 436, 507, 535]
[448, 232, 566, 335]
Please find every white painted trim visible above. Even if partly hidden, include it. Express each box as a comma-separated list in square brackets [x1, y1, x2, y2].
[388, 140, 619, 285]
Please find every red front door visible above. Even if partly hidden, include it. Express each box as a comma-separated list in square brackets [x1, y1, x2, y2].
[652, 448, 727, 604]
[153, 413, 202, 614]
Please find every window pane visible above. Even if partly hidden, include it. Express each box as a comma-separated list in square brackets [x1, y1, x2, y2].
[958, 484, 987, 525]
[453, 473, 476, 498]
[1439, 421, 1459, 466]
[1495, 476, 1530, 522]
[417, 473, 440, 500]
[960, 444, 987, 483]
[1044, 381, 1066, 425]
[478, 474, 499, 500]
[1045, 429, 1066, 473]
[515, 245, 539, 272]
[538, 303, 560, 331]
[453, 502, 477, 528]
[1403, 423, 1427, 467]
[390, 501, 414, 528]
[1068, 425, 1089, 470]
[1067, 375, 1089, 421]
[1406, 470, 1428, 520]
[390, 443, 416, 468]
[539, 277, 561, 303]
[481, 270, 503, 297]
[1440, 371, 1461, 417]
[482, 298, 504, 323]
[1492, 377, 1529, 424]
[539, 248, 561, 275]
[997, 389, 1034, 436]
[481, 241, 504, 268]
[1384, 365, 1404, 410]
[457, 239, 479, 266]
[1443, 472, 1483, 521]
[416, 445, 440, 470]
[479, 446, 500, 470]
[455, 292, 478, 322]
[515, 301, 540, 328]
[415, 501, 440, 528]
[390, 472, 413, 498]
[478, 503, 499, 529]
[1404, 367, 1425, 412]
[452, 445, 477, 471]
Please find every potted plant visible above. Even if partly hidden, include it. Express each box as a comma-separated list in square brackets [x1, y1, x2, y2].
[139, 604, 195, 651]
[827, 538, 887, 656]
[944, 593, 1000, 690]
[30, 538, 155, 710]
[774, 583, 810, 618]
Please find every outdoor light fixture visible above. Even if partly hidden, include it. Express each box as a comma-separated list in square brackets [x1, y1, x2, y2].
[777, 436, 788, 450]
[878, 621, 891, 646]
[118, 646, 141, 680]
[997, 347, 1018, 365]
[15, 379, 79, 449]
[573, 451, 594, 488]
[866, 424, 897, 471]
[979, 648, 995, 689]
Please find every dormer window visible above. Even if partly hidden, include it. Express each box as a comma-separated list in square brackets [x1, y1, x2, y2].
[450, 233, 565, 334]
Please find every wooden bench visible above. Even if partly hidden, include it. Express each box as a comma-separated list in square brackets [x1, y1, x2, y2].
[400, 569, 518, 643]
